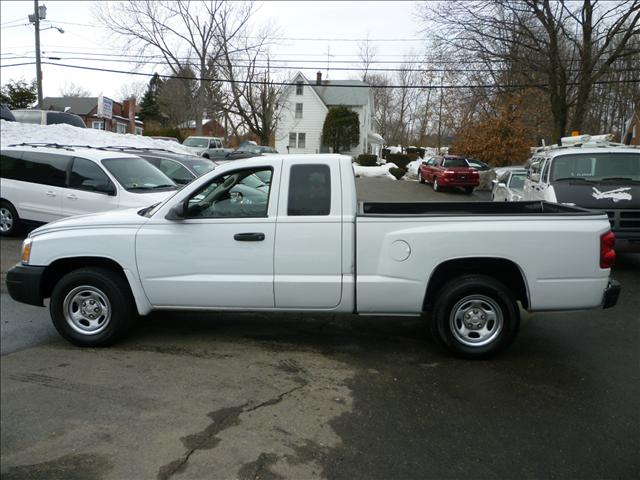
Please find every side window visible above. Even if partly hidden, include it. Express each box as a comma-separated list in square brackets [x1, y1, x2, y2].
[288, 164, 331, 216]
[18, 152, 70, 187]
[541, 158, 551, 183]
[295, 103, 303, 119]
[159, 159, 194, 184]
[435, 157, 443, 166]
[0, 152, 23, 179]
[186, 167, 272, 219]
[69, 158, 114, 192]
[296, 81, 303, 95]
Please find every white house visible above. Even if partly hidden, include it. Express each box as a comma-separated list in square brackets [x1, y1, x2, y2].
[275, 71, 384, 157]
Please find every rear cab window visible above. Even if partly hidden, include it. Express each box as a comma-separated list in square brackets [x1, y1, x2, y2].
[288, 164, 331, 216]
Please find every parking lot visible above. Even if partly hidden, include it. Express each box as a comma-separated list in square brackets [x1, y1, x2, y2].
[1, 178, 639, 480]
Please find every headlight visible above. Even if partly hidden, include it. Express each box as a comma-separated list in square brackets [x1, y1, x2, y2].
[21, 238, 32, 264]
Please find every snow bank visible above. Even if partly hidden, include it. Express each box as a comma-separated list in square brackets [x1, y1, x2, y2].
[406, 160, 421, 179]
[352, 162, 398, 180]
[0, 120, 195, 155]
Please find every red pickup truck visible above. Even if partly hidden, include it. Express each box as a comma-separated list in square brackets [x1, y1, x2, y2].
[418, 156, 480, 193]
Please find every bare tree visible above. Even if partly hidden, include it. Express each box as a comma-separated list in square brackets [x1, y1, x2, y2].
[95, 0, 254, 135]
[116, 81, 148, 103]
[424, 0, 640, 142]
[215, 25, 284, 145]
[357, 35, 378, 83]
[59, 81, 91, 97]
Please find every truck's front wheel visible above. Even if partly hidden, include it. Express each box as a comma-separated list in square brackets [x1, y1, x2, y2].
[430, 275, 519, 358]
[50, 268, 136, 347]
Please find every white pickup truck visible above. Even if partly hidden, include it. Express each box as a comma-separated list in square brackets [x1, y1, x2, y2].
[6, 154, 620, 358]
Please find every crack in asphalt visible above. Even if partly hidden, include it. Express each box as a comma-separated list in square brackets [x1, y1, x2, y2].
[157, 384, 305, 480]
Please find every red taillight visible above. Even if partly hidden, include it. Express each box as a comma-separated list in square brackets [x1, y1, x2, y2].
[600, 231, 616, 269]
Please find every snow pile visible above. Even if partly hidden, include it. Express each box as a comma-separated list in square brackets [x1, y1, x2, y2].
[405, 160, 421, 179]
[0, 120, 195, 155]
[353, 162, 398, 180]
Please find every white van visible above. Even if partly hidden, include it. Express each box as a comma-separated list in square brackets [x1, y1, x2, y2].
[0, 145, 178, 235]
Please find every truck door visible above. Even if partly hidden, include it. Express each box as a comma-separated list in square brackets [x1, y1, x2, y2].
[273, 160, 343, 308]
[136, 164, 278, 308]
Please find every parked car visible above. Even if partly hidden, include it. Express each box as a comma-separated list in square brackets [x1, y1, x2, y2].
[523, 138, 639, 248]
[0, 144, 177, 235]
[418, 155, 480, 193]
[182, 136, 224, 157]
[466, 159, 491, 171]
[491, 168, 527, 202]
[222, 145, 279, 163]
[1, 104, 16, 122]
[6, 154, 620, 358]
[150, 136, 179, 143]
[101, 147, 216, 185]
[12, 109, 86, 128]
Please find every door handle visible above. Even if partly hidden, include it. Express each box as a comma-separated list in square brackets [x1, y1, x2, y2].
[234, 232, 265, 242]
[66, 194, 78, 200]
[45, 191, 56, 197]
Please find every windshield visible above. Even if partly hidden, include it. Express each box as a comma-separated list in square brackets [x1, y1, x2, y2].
[102, 157, 177, 192]
[443, 158, 469, 168]
[183, 137, 209, 148]
[550, 153, 640, 182]
[189, 160, 216, 176]
[509, 173, 527, 188]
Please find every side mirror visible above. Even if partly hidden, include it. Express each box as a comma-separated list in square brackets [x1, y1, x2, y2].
[165, 203, 185, 220]
[497, 182, 507, 188]
[422, 161, 428, 166]
[530, 173, 540, 182]
[95, 183, 116, 196]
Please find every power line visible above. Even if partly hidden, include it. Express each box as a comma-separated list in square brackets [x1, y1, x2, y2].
[2, 54, 639, 75]
[1, 60, 638, 90]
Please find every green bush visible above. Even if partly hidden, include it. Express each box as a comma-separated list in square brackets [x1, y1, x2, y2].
[386, 153, 411, 170]
[389, 167, 406, 180]
[357, 154, 378, 166]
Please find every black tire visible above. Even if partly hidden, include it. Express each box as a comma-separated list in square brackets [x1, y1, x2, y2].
[433, 177, 440, 192]
[50, 267, 136, 347]
[465, 187, 474, 194]
[429, 274, 520, 358]
[0, 200, 21, 236]
[418, 171, 425, 183]
[202, 153, 210, 159]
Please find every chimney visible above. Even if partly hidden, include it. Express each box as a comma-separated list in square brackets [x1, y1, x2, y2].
[316, 71, 322, 85]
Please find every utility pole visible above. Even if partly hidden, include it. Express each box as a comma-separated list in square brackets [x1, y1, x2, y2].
[437, 75, 443, 152]
[29, 1, 45, 107]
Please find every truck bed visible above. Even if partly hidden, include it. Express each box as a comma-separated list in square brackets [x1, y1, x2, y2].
[359, 201, 598, 216]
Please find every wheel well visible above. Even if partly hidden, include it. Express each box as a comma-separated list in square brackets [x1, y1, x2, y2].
[423, 257, 529, 310]
[41, 257, 128, 299]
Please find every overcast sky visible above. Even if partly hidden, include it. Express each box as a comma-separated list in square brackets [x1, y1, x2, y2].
[1, 1, 426, 101]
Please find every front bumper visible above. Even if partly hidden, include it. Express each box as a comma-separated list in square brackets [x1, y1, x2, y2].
[5, 264, 45, 307]
[602, 279, 621, 309]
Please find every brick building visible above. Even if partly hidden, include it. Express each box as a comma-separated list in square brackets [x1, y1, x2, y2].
[42, 96, 144, 134]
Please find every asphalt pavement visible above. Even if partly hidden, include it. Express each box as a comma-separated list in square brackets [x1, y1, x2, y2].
[1, 178, 638, 480]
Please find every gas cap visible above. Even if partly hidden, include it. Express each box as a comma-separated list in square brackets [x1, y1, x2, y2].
[390, 240, 411, 262]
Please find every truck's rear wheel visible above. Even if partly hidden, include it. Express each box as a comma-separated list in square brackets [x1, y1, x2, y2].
[430, 274, 519, 358]
[50, 268, 135, 347]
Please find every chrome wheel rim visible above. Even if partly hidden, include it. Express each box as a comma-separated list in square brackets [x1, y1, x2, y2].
[0, 207, 13, 233]
[63, 286, 112, 335]
[449, 294, 503, 347]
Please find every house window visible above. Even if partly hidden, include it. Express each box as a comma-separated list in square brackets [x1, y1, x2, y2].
[288, 132, 306, 149]
[135, 127, 143, 135]
[295, 103, 303, 119]
[296, 81, 303, 95]
[92, 121, 104, 130]
[116, 123, 127, 134]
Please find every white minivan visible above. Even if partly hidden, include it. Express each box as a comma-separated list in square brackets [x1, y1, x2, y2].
[0, 145, 178, 235]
